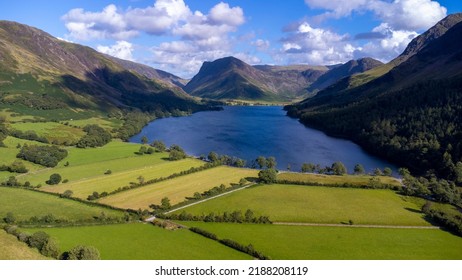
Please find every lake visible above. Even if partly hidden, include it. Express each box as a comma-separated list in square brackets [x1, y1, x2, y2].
[130, 106, 396, 173]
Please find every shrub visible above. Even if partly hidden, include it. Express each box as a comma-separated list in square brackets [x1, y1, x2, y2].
[258, 168, 277, 183]
[46, 173, 62, 185]
[62, 245, 101, 260]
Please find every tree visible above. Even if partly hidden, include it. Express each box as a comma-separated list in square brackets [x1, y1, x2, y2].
[169, 145, 186, 160]
[60, 190, 73, 198]
[256, 156, 267, 169]
[245, 209, 254, 223]
[208, 151, 219, 163]
[46, 173, 62, 185]
[141, 136, 149, 145]
[41, 238, 60, 259]
[258, 168, 277, 184]
[63, 245, 101, 260]
[137, 175, 145, 184]
[161, 197, 171, 210]
[301, 163, 316, 173]
[383, 167, 393, 176]
[27, 231, 50, 251]
[353, 164, 365, 175]
[373, 168, 382, 176]
[3, 212, 16, 224]
[266, 157, 277, 169]
[151, 140, 166, 152]
[331, 161, 347, 175]
[234, 158, 246, 167]
[137, 146, 147, 155]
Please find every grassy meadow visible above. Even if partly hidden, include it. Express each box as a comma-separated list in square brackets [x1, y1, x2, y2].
[41, 158, 204, 199]
[10, 122, 85, 144]
[171, 184, 430, 226]
[24, 223, 252, 260]
[99, 166, 258, 210]
[0, 187, 125, 222]
[277, 172, 401, 186]
[181, 222, 462, 260]
[0, 230, 48, 260]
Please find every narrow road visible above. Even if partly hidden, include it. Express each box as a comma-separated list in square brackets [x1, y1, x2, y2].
[273, 222, 439, 229]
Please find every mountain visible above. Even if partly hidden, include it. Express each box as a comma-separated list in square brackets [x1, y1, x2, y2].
[0, 20, 208, 120]
[184, 56, 328, 102]
[286, 13, 462, 179]
[307, 57, 383, 92]
[105, 55, 188, 88]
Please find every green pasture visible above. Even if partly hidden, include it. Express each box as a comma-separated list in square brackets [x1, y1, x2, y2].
[99, 166, 259, 210]
[11, 122, 85, 144]
[65, 117, 123, 131]
[17, 151, 171, 185]
[0, 230, 48, 260]
[172, 184, 430, 226]
[0, 187, 125, 222]
[41, 158, 204, 199]
[181, 222, 462, 260]
[277, 172, 401, 187]
[25, 223, 251, 260]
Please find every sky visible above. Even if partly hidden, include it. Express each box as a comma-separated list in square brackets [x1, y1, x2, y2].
[1, 0, 461, 78]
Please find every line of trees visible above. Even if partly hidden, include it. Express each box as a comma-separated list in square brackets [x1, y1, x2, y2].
[2, 225, 100, 259]
[159, 209, 271, 224]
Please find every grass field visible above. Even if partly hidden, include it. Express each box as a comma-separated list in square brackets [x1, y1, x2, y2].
[41, 158, 205, 199]
[277, 172, 401, 186]
[17, 151, 173, 186]
[11, 122, 85, 144]
[172, 184, 430, 226]
[24, 223, 252, 260]
[0, 187, 125, 222]
[99, 166, 259, 210]
[65, 117, 123, 131]
[0, 230, 48, 260]
[60, 140, 148, 167]
[180, 222, 462, 259]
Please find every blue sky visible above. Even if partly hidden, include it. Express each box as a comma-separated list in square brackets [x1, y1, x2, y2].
[1, 0, 461, 77]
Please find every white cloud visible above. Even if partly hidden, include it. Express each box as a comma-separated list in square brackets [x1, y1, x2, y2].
[281, 22, 356, 65]
[125, 0, 191, 35]
[62, 0, 246, 77]
[368, 0, 447, 31]
[289, 0, 447, 64]
[97, 41, 134, 61]
[354, 24, 418, 61]
[209, 2, 245, 26]
[252, 39, 270, 51]
[305, 0, 446, 31]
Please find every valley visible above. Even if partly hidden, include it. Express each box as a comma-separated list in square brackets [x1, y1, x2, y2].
[1, 12, 461, 262]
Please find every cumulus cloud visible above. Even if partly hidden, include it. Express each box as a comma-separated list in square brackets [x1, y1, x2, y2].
[305, 0, 446, 31]
[62, 0, 247, 76]
[285, 0, 447, 65]
[97, 41, 134, 61]
[281, 22, 356, 65]
[252, 39, 270, 51]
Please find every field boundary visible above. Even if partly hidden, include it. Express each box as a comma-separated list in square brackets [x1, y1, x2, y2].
[273, 222, 439, 229]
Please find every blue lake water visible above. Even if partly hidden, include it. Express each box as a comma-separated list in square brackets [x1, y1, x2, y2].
[131, 106, 396, 173]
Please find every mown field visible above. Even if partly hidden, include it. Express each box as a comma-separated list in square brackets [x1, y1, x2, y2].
[99, 166, 258, 210]
[277, 172, 401, 186]
[41, 158, 204, 199]
[171, 184, 430, 226]
[24, 223, 252, 260]
[180, 222, 462, 259]
[0, 230, 48, 260]
[0, 187, 125, 222]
